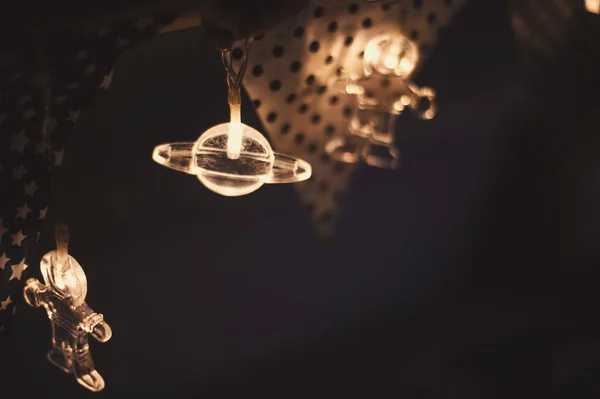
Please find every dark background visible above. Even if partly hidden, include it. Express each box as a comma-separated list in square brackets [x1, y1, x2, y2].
[1, 0, 599, 397]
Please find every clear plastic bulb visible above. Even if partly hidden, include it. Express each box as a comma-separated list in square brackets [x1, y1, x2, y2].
[364, 34, 419, 77]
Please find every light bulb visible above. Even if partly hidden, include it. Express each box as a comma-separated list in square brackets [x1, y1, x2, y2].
[364, 34, 419, 77]
[24, 229, 111, 392]
[153, 123, 311, 197]
[586, 0, 600, 13]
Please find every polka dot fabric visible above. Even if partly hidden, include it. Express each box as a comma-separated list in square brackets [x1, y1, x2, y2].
[234, 0, 465, 238]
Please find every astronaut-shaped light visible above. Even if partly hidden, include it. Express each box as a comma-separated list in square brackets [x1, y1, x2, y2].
[24, 225, 111, 392]
[586, 0, 600, 14]
[153, 46, 312, 197]
[326, 33, 437, 169]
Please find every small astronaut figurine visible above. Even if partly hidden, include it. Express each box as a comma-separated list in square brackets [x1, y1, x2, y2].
[325, 33, 436, 169]
[23, 225, 111, 392]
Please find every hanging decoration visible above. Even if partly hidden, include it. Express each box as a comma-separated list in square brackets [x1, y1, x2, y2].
[325, 32, 436, 169]
[233, 0, 466, 237]
[23, 224, 112, 392]
[152, 41, 312, 196]
[586, 0, 600, 13]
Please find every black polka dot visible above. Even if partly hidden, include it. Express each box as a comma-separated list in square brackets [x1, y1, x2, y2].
[311, 114, 322, 124]
[290, 61, 301, 73]
[348, 3, 359, 14]
[427, 12, 437, 24]
[382, 3, 391, 10]
[314, 6, 324, 18]
[252, 99, 261, 109]
[319, 210, 335, 224]
[318, 182, 329, 193]
[305, 202, 315, 213]
[328, 21, 338, 32]
[335, 67, 343, 76]
[281, 123, 291, 135]
[320, 153, 331, 162]
[362, 18, 373, 28]
[343, 106, 353, 118]
[286, 93, 297, 104]
[325, 55, 334, 64]
[344, 36, 354, 46]
[307, 142, 318, 153]
[358, 51, 364, 59]
[381, 78, 390, 88]
[272, 45, 285, 57]
[294, 26, 304, 38]
[329, 96, 339, 105]
[232, 48, 244, 60]
[254, 33, 265, 41]
[410, 30, 419, 40]
[306, 75, 315, 85]
[325, 125, 335, 136]
[333, 190, 345, 203]
[365, 90, 375, 99]
[294, 133, 305, 144]
[298, 104, 309, 114]
[267, 112, 278, 123]
[270, 80, 282, 92]
[333, 162, 346, 174]
[309, 41, 320, 53]
[252, 64, 263, 77]
[413, 0, 423, 10]
[317, 85, 327, 95]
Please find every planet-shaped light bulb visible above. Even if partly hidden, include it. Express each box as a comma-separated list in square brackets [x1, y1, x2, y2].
[153, 123, 312, 197]
[193, 122, 274, 196]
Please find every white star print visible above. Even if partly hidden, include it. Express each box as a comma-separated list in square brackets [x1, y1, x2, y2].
[97, 27, 110, 37]
[1, 296, 12, 311]
[84, 63, 96, 76]
[115, 37, 131, 47]
[67, 109, 81, 123]
[75, 49, 88, 59]
[35, 140, 50, 155]
[24, 181, 39, 197]
[46, 116, 58, 134]
[16, 203, 31, 220]
[10, 129, 30, 153]
[0, 253, 10, 270]
[12, 164, 27, 180]
[39, 207, 48, 220]
[22, 107, 35, 120]
[98, 69, 114, 90]
[0, 218, 8, 237]
[18, 94, 31, 105]
[134, 16, 154, 30]
[54, 149, 65, 166]
[11, 230, 27, 247]
[10, 259, 28, 281]
[65, 82, 80, 91]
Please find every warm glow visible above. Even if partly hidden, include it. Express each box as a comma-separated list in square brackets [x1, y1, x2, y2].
[227, 104, 243, 159]
[363, 34, 419, 77]
[586, 0, 600, 13]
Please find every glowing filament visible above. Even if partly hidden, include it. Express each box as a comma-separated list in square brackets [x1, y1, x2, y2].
[227, 104, 243, 159]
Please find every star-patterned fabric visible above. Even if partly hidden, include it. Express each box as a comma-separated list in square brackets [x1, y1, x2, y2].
[0, 14, 178, 334]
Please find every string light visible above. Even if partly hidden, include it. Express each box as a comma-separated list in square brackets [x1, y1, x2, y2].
[153, 43, 312, 196]
[325, 33, 437, 169]
[23, 224, 112, 392]
[586, 0, 600, 13]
